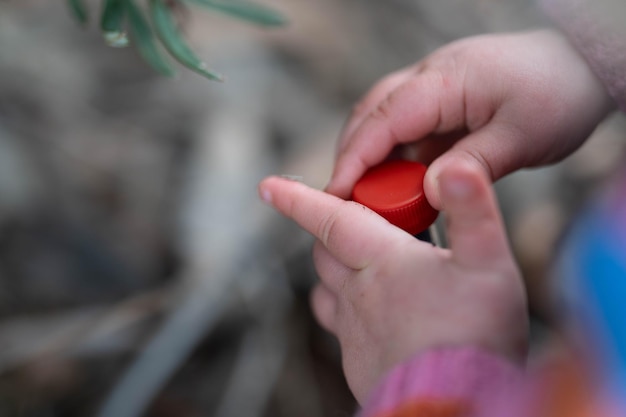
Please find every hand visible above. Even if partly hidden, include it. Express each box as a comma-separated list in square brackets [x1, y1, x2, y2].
[326, 30, 613, 208]
[258, 161, 528, 403]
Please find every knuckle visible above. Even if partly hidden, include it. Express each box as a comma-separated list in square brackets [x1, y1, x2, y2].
[371, 95, 394, 122]
[317, 201, 362, 253]
[284, 191, 298, 218]
[317, 209, 341, 249]
[459, 148, 496, 181]
[370, 97, 403, 144]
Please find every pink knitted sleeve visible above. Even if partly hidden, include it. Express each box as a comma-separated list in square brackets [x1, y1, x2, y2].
[357, 348, 529, 417]
[539, 0, 626, 112]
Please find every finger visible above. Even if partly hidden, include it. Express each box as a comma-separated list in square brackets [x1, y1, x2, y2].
[326, 70, 466, 199]
[259, 176, 411, 269]
[310, 283, 338, 334]
[436, 159, 513, 269]
[338, 67, 416, 154]
[423, 122, 525, 209]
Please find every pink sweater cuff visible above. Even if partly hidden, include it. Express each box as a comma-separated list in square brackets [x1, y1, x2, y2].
[539, 0, 626, 112]
[357, 347, 527, 417]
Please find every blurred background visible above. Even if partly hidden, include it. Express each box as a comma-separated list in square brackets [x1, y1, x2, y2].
[0, 0, 625, 416]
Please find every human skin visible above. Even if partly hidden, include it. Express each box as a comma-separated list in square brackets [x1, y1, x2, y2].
[325, 30, 614, 209]
[258, 161, 528, 403]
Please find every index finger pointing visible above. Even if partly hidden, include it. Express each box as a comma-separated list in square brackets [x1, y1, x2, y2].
[259, 176, 410, 270]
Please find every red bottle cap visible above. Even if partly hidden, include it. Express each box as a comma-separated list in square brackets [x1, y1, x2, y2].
[352, 160, 439, 235]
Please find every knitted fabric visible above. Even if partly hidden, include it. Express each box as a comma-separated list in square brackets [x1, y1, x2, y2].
[357, 348, 526, 417]
[539, 0, 626, 111]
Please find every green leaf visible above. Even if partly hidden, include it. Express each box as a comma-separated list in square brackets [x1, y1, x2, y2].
[125, 0, 176, 77]
[67, 0, 88, 24]
[184, 0, 287, 27]
[150, 0, 223, 81]
[101, 0, 129, 47]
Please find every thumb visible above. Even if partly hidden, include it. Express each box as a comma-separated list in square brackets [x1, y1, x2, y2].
[424, 124, 528, 210]
[436, 159, 513, 270]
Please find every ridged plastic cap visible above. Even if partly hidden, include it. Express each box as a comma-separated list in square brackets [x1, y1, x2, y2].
[352, 160, 439, 235]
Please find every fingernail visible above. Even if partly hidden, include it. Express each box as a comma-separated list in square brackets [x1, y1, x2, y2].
[280, 174, 304, 182]
[443, 176, 474, 201]
[259, 186, 272, 204]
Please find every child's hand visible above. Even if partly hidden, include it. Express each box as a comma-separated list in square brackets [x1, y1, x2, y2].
[259, 161, 528, 403]
[326, 30, 613, 208]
